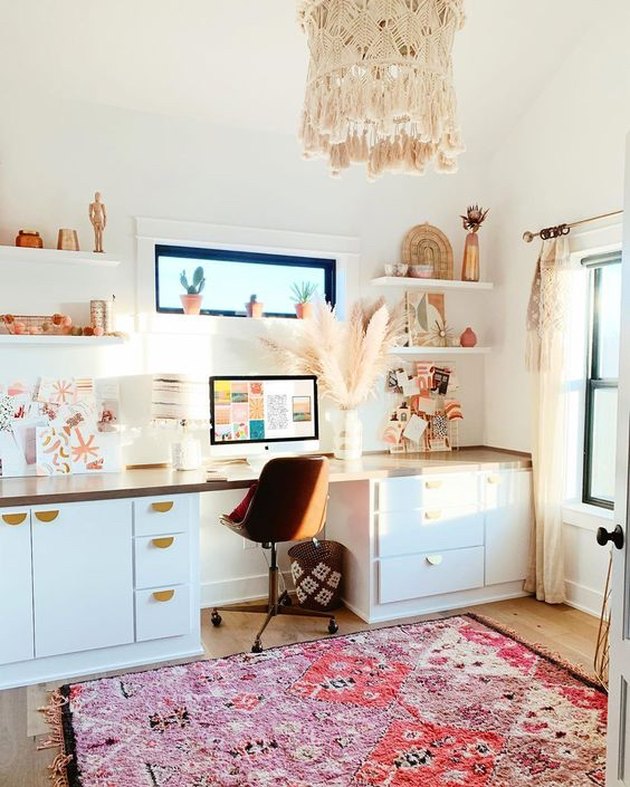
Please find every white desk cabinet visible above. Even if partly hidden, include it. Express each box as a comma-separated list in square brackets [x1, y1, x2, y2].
[0, 492, 201, 690]
[0, 508, 34, 665]
[327, 468, 533, 623]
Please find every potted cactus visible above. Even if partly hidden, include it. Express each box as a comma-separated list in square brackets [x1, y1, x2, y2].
[290, 281, 317, 319]
[245, 294, 264, 318]
[180, 266, 206, 315]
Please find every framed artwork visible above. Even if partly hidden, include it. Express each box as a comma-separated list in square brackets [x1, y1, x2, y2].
[405, 292, 446, 347]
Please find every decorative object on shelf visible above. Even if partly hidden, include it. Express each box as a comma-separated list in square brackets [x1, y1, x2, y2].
[150, 374, 208, 471]
[298, 0, 465, 179]
[262, 298, 405, 460]
[179, 266, 206, 315]
[245, 293, 264, 318]
[290, 281, 317, 319]
[402, 223, 454, 279]
[56, 228, 80, 251]
[460, 204, 489, 282]
[90, 298, 115, 334]
[405, 291, 454, 347]
[88, 191, 107, 253]
[408, 263, 434, 279]
[1, 313, 72, 336]
[15, 229, 43, 248]
[459, 326, 478, 347]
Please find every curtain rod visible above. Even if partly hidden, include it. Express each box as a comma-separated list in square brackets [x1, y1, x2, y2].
[522, 209, 623, 243]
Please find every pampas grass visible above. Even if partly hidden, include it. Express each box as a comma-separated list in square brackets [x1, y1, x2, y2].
[261, 299, 405, 410]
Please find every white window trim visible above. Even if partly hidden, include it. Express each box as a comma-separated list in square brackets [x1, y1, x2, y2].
[134, 217, 360, 334]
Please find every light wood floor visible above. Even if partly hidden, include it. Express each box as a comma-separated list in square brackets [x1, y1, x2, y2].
[0, 597, 601, 787]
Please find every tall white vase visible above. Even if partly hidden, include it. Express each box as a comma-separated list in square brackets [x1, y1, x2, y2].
[333, 409, 363, 460]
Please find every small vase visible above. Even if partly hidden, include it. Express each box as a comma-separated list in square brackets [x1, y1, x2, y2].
[461, 231, 480, 282]
[295, 302, 313, 319]
[459, 326, 478, 347]
[180, 294, 203, 315]
[333, 409, 363, 460]
[246, 302, 264, 318]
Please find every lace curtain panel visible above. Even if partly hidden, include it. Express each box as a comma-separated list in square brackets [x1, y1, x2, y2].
[525, 237, 579, 603]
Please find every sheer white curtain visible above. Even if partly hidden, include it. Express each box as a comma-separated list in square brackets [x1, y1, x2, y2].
[524, 237, 580, 603]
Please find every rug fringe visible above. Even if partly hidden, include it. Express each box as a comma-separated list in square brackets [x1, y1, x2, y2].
[466, 612, 605, 692]
[38, 689, 72, 787]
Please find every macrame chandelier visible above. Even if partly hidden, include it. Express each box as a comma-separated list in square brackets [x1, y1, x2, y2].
[298, 0, 466, 180]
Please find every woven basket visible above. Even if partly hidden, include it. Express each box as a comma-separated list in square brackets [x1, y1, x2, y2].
[288, 539, 344, 612]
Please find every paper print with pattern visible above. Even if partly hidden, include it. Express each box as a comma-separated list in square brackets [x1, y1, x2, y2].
[37, 377, 78, 406]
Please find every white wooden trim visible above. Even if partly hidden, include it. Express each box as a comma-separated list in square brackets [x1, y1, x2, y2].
[564, 579, 603, 618]
[371, 276, 493, 291]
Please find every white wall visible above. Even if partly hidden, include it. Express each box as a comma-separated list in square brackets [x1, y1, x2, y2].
[484, 4, 630, 615]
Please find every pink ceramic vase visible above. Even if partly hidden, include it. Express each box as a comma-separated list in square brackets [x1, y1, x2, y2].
[459, 327, 478, 347]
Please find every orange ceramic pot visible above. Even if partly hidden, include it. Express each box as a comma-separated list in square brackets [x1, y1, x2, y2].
[459, 327, 478, 347]
[295, 302, 313, 319]
[180, 294, 203, 315]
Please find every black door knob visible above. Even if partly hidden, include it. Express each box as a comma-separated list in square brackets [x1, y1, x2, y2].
[596, 525, 624, 550]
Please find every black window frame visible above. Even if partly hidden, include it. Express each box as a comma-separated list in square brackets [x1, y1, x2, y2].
[154, 244, 336, 318]
[582, 252, 621, 510]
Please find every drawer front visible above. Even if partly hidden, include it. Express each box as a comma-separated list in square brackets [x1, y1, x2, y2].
[378, 546, 484, 604]
[134, 495, 192, 537]
[134, 532, 190, 590]
[377, 473, 479, 513]
[377, 506, 483, 558]
[135, 585, 191, 642]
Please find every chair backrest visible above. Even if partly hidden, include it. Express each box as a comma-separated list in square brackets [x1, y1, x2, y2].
[239, 456, 329, 544]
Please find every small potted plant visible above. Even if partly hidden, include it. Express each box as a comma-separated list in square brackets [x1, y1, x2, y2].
[245, 294, 264, 318]
[290, 281, 317, 319]
[180, 266, 206, 315]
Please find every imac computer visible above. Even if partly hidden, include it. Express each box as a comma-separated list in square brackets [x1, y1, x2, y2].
[209, 375, 320, 465]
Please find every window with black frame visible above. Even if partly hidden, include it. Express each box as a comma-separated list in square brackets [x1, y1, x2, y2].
[583, 252, 622, 509]
[155, 245, 336, 318]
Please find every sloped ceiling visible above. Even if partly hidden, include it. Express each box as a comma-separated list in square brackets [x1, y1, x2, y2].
[0, 1, 611, 161]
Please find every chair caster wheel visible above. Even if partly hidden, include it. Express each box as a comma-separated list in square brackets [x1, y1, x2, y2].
[280, 593, 293, 607]
[251, 640, 263, 653]
[327, 619, 338, 635]
[211, 611, 222, 627]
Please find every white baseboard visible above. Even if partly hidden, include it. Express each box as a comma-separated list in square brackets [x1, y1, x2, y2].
[564, 579, 604, 618]
[201, 571, 293, 609]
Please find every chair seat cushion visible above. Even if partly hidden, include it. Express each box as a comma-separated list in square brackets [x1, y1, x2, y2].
[228, 482, 258, 523]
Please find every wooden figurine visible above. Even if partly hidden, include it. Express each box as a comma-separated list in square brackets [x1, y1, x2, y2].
[89, 192, 107, 253]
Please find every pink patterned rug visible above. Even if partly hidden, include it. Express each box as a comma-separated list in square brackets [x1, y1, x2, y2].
[43, 614, 607, 787]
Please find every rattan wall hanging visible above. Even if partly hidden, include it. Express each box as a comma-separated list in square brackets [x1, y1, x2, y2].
[402, 223, 454, 280]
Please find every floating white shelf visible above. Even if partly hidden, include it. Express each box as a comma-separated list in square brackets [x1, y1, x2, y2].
[0, 335, 125, 347]
[389, 346, 491, 356]
[0, 245, 121, 268]
[371, 276, 493, 291]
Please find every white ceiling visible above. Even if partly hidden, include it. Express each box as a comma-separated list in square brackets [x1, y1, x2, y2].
[0, 1, 612, 158]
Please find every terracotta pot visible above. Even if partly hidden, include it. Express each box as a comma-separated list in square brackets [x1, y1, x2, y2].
[246, 302, 264, 318]
[459, 326, 478, 347]
[180, 293, 203, 315]
[295, 301, 313, 319]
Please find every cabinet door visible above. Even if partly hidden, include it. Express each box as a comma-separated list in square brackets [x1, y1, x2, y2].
[484, 470, 533, 586]
[32, 500, 134, 658]
[0, 508, 34, 665]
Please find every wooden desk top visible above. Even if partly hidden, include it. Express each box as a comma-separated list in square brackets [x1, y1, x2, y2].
[0, 448, 531, 507]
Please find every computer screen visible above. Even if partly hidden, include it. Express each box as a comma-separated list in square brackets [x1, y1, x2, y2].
[209, 375, 319, 452]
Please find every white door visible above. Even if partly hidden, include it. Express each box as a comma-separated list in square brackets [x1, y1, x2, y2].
[0, 508, 33, 664]
[32, 499, 134, 657]
[606, 133, 630, 785]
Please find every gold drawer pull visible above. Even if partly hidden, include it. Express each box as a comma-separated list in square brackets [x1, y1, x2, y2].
[426, 555, 443, 566]
[152, 536, 175, 549]
[151, 501, 174, 513]
[424, 511, 442, 521]
[487, 475, 501, 485]
[35, 510, 59, 523]
[152, 589, 175, 602]
[2, 513, 27, 526]
[425, 480, 443, 490]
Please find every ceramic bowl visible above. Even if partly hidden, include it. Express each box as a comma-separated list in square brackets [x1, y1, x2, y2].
[383, 263, 395, 276]
[392, 263, 409, 277]
[408, 264, 434, 279]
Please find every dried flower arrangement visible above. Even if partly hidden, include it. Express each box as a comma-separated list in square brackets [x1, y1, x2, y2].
[460, 204, 489, 233]
[262, 299, 405, 411]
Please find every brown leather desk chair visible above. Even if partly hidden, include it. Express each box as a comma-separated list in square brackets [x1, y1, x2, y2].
[210, 456, 338, 652]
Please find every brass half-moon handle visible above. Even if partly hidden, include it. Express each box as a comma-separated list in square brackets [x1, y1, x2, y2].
[2, 513, 28, 526]
[152, 589, 175, 602]
[424, 511, 442, 521]
[487, 475, 501, 485]
[152, 536, 175, 549]
[151, 501, 174, 513]
[424, 480, 443, 490]
[426, 555, 443, 566]
[35, 510, 59, 523]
